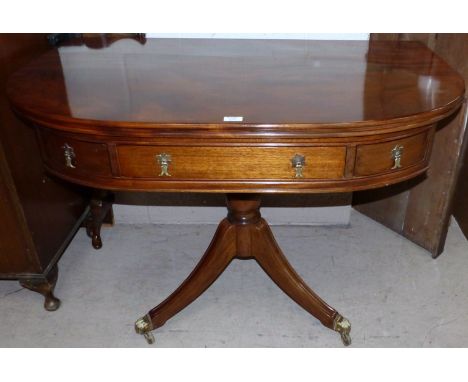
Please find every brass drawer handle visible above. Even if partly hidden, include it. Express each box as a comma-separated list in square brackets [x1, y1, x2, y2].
[391, 144, 404, 169]
[62, 143, 76, 168]
[291, 154, 305, 178]
[156, 153, 172, 177]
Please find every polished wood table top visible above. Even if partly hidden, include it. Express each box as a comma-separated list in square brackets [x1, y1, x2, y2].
[7, 38, 465, 345]
[7, 39, 464, 126]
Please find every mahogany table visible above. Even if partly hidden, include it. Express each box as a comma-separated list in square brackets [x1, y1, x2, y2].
[6, 38, 464, 346]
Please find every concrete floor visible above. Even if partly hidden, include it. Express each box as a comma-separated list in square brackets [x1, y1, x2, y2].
[1, 210, 467, 347]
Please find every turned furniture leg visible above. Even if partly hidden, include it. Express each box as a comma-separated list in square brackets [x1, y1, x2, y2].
[135, 194, 351, 346]
[85, 190, 114, 249]
[19, 264, 61, 311]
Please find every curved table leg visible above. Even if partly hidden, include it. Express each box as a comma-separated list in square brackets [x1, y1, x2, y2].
[251, 220, 351, 345]
[19, 264, 61, 311]
[135, 219, 237, 344]
[135, 194, 351, 346]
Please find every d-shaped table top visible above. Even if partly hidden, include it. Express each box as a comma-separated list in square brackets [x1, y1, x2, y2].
[7, 39, 464, 133]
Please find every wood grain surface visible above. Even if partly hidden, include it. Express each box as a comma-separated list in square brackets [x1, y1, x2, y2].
[7, 39, 464, 133]
[116, 145, 346, 180]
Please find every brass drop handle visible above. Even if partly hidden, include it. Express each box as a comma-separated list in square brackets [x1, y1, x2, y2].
[291, 154, 305, 178]
[391, 144, 404, 169]
[156, 153, 172, 177]
[62, 143, 76, 168]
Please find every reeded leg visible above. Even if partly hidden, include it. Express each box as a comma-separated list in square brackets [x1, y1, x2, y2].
[135, 220, 237, 343]
[85, 190, 114, 249]
[19, 265, 61, 311]
[252, 220, 338, 328]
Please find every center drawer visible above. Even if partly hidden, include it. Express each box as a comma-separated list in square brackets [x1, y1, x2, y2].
[116, 146, 346, 180]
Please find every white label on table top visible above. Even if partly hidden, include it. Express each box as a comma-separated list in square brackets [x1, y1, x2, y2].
[223, 116, 244, 122]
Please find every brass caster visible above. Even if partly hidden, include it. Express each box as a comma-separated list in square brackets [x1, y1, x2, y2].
[340, 331, 351, 346]
[135, 314, 154, 345]
[143, 331, 155, 345]
[333, 314, 352, 346]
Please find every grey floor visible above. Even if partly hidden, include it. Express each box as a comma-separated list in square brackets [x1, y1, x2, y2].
[1, 210, 467, 347]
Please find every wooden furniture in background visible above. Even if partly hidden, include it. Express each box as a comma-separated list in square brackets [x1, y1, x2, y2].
[354, 33, 468, 257]
[0, 34, 90, 310]
[6, 38, 464, 345]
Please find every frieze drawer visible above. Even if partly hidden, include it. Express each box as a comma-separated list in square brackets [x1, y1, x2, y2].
[116, 146, 346, 180]
[354, 132, 429, 177]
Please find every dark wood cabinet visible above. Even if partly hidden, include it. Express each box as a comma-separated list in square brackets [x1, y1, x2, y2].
[0, 34, 89, 310]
